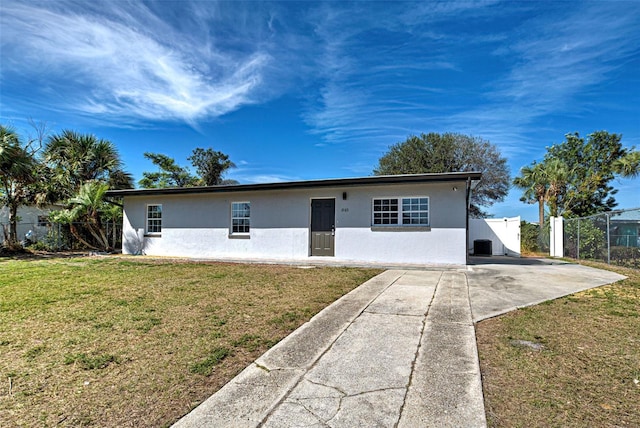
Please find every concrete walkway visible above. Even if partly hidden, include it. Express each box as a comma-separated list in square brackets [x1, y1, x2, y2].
[173, 259, 626, 428]
[174, 270, 485, 427]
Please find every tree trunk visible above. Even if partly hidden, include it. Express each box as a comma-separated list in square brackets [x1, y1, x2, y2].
[538, 196, 545, 235]
[89, 211, 110, 251]
[85, 222, 110, 251]
[69, 223, 99, 250]
[8, 202, 19, 245]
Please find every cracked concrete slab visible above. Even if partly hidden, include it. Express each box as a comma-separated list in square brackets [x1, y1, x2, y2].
[397, 270, 486, 428]
[327, 388, 407, 427]
[303, 312, 424, 395]
[172, 365, 305, 428]
[398, 322, 485, 428]
[173, 259, 624, 428]
[426, 271, 472, 325]
[280, 379, 344, 423]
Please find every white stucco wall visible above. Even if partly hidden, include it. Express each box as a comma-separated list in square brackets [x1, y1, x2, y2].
[121, 181, 469, 265]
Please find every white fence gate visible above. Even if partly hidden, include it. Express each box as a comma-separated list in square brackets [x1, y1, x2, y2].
[469, 216, 521, 257]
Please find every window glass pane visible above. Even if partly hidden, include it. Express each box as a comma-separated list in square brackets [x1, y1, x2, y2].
[372, 198, 401, 225]
[398, 197, 429, 226]
[231, 202, 250, 233]
[146, 205, 162, 233]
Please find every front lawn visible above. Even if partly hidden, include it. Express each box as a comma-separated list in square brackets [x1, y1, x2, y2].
[0, 256, 380, 427]
[477, 261, 640, 427]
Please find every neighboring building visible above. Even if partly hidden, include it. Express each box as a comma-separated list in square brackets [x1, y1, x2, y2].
[610, 209, 640, 248]
[0, 205, 57, 244]
[106, 172, 481, 265]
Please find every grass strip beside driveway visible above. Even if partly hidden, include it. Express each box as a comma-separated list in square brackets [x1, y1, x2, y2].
[0, 256, 380, 427]
[477, 261, 640, 427]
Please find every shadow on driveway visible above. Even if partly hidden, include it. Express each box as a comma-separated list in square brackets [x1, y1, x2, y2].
[467, 257, 626, 322]
[468, 255, 570, 266]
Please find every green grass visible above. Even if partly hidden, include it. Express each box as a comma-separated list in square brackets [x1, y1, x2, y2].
[63, 353, 120, 370]
[189, 347, 232, 376]
[0, 255, 380, 427]
[477, 261, 640, 427]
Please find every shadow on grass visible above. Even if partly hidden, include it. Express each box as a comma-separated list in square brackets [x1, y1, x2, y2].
[0, 249, 91, 261]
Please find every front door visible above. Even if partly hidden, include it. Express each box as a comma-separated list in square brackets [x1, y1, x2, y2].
[310, 199, 335, 256]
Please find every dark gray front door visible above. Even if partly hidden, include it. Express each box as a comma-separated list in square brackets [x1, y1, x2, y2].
[310, 199, 335, 256]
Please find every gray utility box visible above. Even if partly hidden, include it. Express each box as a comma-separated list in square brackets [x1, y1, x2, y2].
[474, 239, 492, 256]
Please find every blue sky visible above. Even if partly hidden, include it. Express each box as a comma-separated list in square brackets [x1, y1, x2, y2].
[1, 0, 639, 221]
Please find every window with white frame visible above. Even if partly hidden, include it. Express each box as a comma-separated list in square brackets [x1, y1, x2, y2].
[146, 204, 162, 234]
[372, 197, 429, 226]
[372, 198, 399, 225]
[231, 201, 250, 234]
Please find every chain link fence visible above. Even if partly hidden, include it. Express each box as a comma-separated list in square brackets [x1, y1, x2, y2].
[563, 207, 640, 268]
[1, 221, 122, 251]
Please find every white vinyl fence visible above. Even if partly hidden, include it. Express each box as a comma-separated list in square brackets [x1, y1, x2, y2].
[469, 216, 521, 257]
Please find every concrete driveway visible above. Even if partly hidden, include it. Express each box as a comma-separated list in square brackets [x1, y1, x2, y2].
[173, 258, 625, 428]
[467, 256, 626, 321]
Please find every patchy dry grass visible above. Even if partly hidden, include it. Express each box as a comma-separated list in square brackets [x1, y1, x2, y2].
[0, 256, 380, 427]
[477, 261, 640, 427]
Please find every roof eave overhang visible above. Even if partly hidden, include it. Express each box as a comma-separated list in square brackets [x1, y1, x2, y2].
[105, 172, 482, 198]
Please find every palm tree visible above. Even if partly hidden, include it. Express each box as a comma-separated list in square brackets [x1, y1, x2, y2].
[43, 130, 132, 250]
[0, 126, 37, 246]
[514, 159, 572, 234]
[543, 158, 569, 217]
[513, 162, 548, 233]
[50, 181, 111, 250]
[44, 130, 133, 200]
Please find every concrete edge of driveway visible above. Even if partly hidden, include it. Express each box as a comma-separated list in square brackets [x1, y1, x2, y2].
[468, 262, 628, 322]
[172, 270, 405, 427]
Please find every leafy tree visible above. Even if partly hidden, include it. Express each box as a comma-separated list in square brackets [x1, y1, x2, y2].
[188, 148, 236, 186]
[564, 217, 606, 260]
[219, 178, 240, 185]
[520, 220, 541, 253]
[139, 153, 198, 188]
[140, 148, 237, 188]
[0, 125, 38, 246]
[515, 131, 639, 236]
[374, 133, 510, 217]
[44, 130, 133, 200]
[613, 151, 640, 178]
[545, 131, 630, 217]
[543, 158, 570, 218]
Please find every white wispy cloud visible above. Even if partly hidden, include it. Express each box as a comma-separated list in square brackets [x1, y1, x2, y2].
[300, 1, 640, 161]
[491, 3, 639, 114]
[299, 2, 505, 148]
[1, 1, 272, 123]
[447, 2, 640, 155]
[232, 173, 300, 184]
